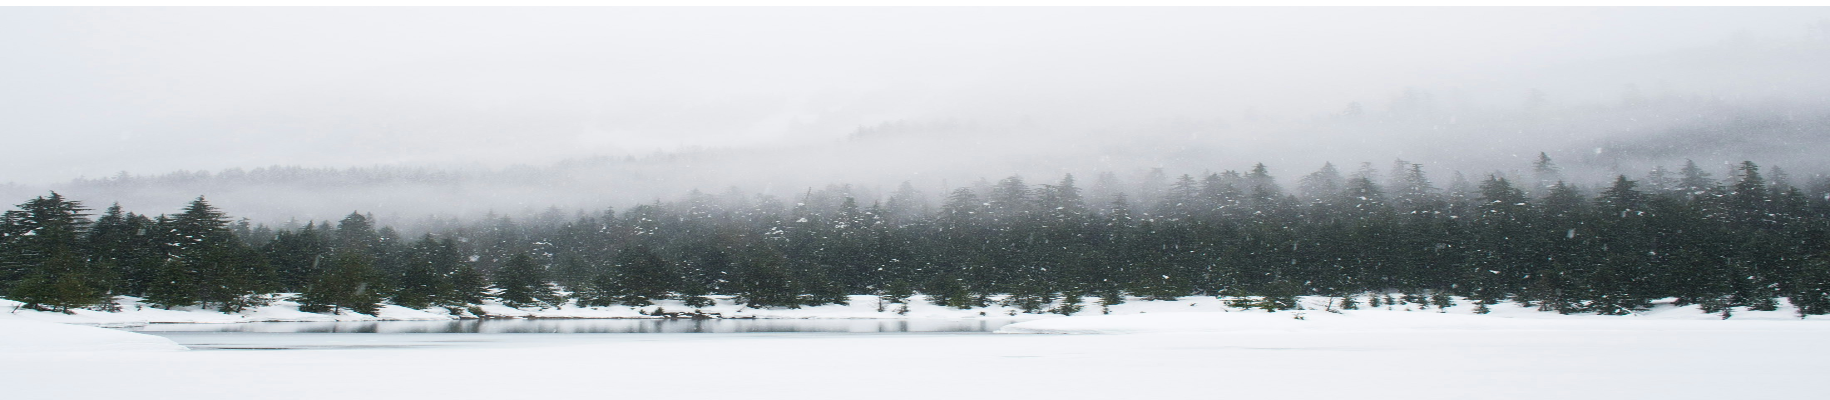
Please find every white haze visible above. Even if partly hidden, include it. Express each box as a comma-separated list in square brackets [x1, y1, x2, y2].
[4, 7, 1830, 224]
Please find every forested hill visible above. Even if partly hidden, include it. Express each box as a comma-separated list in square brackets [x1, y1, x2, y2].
[4, 155, 1829, 318]
[14, 86, 1830, 226]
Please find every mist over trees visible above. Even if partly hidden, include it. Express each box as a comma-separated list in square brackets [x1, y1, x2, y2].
[10, 9, 1830, 188]
[6, 9, 1830, 320]
[17, 56, 1830, 225]
[6, 155, 1829, 318]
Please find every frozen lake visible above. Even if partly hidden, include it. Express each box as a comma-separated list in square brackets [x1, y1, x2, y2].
[125, 318, 1023, 350]
[18, 314, 1830, 399]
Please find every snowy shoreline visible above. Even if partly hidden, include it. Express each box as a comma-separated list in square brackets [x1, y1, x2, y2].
[9, 292, 1828, 328]
[3, 294, 1055, 326]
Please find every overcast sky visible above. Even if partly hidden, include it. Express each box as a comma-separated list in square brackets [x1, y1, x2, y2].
[4, 7, 1829, 185]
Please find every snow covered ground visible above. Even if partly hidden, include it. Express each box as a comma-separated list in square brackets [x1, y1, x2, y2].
[0, 318, 186, 353]
[6, 295, 1829, 399]
[4, 308, 1828, 399]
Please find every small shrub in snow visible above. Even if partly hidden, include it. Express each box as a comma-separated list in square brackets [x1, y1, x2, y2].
[1053, 293, 1084, 316]
[684, 296, 716, 308]
[1430, 292, 1454, 311]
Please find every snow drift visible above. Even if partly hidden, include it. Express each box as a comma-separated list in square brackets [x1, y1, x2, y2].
[0, 318, 186, 353]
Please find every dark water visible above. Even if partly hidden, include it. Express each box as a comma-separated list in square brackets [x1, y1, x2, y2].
[126, 319, 1022, 351]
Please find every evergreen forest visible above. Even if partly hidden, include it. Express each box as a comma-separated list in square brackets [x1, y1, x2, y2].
[5, 155, 1830, 318]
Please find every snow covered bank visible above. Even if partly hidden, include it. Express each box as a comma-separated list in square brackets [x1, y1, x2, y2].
[1, 296, 456, 326]
[6, 293, 1824, 329]
[463, 294, 1022, 320]
[0, 318, 186, 353]
[996, 309, 1828, 334]
[0, 294, 1054, 326]
[999, 296, 1830, 334]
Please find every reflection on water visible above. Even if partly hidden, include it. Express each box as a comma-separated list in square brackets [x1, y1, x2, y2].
[128, 318, 1018, 334]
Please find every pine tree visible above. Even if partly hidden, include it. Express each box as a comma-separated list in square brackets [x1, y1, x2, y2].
[143, 257, 197, 309]
[1257, 280, 1301, 311]
[1096, 289, 1124, 314]
[1429, 290, 1455, 311]
[1, 192, 108, 311]
[878, 279, 915, 305]
[574, 272, 624, 307]
[794, 262, 849, 307]
[493, 253, 560, 308]
[1787, 257, 1830, 317]
[1245, 163, 1284, 210]
[1159, 174, 1200, 218]
[167, 197, 265, 312]
[391, 234, 452, 309]
[987, 175, 1033, 221]
[1531, 152, 1563, 194]
[84, 203, 135, 298]
[1644, 165, 1680, 195]
[1342, 176, 1387, 214]
[1391, 163, 1438, 212]
[1598, 176, 1644, 214]
[446, 264, 489, 305]
[9, 250, 103, 313]
[1137, 168, 1169, 211]
[108, 212, 164, 298]
[1004, 276, 1055, 313]
[297, 250, 384, 315]
[335, 211, 380, 254]
[1726, 161, 1770, 227]
[1678, 159, 1715, 199]
[264, 222, 330, 292]
[884, 181, 928, 225]
[609, 245, 679, 306]
[1299, 162, 1346, 204]
[733, 249, 801, 308]
[1053, 292, 1084, 315]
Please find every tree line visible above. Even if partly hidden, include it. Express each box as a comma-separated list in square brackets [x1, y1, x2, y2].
[4, 155, 1829, 318]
